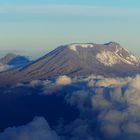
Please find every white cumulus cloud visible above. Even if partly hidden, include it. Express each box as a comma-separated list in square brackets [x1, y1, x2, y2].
[0, 117, 60, 140]
[56, 75, 72, 86]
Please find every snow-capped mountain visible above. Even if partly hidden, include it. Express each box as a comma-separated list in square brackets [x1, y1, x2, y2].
[69, 42, 139, 67]
[96, 42, 139, 66]
[0, 42, 139, 84]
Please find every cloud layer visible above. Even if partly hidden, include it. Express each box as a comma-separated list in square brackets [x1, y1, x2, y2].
[0, 117, 60, 140]
[63, 75, 140, 140]
[1, 75, 140, 140]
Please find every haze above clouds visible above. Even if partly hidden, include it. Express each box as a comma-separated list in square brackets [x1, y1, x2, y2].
[0, 0, 140, 58]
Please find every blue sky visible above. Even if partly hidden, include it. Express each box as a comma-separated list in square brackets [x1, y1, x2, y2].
[0, 0, 140, 58]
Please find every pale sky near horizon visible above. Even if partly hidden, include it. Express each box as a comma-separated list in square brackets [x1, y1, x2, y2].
[0, 0, 140, 58]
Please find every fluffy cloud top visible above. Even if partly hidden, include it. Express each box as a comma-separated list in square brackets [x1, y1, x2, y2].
[94, 77, 131, 87]
[63, 75, 140, 140]
[2, 75, 140, 140]
[0, 117, 60, 140]
[56, 75, 72, 85]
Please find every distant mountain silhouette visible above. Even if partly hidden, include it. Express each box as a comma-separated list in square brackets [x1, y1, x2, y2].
[0, 53, 30, 67]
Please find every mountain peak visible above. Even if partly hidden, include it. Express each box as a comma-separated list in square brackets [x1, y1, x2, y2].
[0, 53, 30, 67]
[66, 42, 139, 67]
[5, 53, 17, 57]
[68, 42, 122, 52]
[0, 42, 139, 84]
[3, 53, 18, 60]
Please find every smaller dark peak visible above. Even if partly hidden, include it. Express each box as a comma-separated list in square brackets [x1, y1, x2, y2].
[0, 53, 18, 64]
[5, 53, 17, 58]
[0, 53, 30, 66]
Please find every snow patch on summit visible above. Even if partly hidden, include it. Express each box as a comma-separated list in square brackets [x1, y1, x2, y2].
[69, 44, 94, 51]
[96, 49, 139, 67]
[96, 51, 120, 66]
